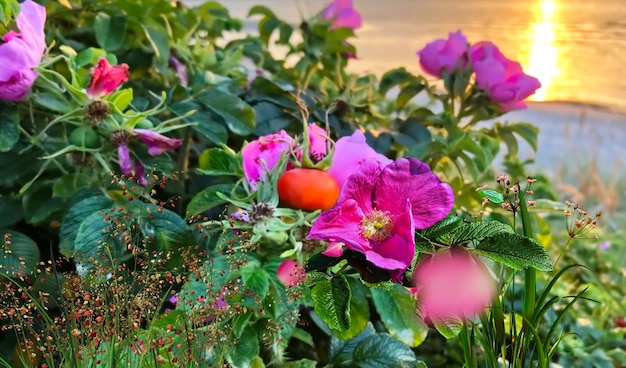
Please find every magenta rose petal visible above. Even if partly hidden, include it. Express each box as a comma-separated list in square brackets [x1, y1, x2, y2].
[308, 199, 370, 252]
[374, 158, 454, 229]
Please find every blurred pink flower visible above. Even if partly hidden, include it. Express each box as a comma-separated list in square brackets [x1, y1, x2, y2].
[417, 30, 469, 78]
[470, 41, 541, 111]
[308, 124, 328, 161]
[309, 158, 454, 281]
[277, 259, 307, 287]
[327, 130, 392, 189]
[0, 0, 46, 100]
[86, 58, 129, 99]
[413, 252, 494, 320]
[242, 130, 294, 190]
[323, 0, 362, 30]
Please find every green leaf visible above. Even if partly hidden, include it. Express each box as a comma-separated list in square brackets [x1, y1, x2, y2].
[311, 275, 351, 332]
[509, 122, 539, 152]
[138, 204, 191, 250]
[169, 101, 228, 145]
[351, 334, 418, 368]
[0, 103, 19, 152]
[110, 88, 133, 112]
[281, 359, 317, 368]
[197, 89, 256, 136]
[75, 47, 109, 68]
[59, 196, 113, 257]
[31, 93, 73, 113]
[0, 0, 19, 25]
[397, 81, 425, 109]
[0, 195, 23, 227]
[247, 5, 276, 18]
[447, 220, 515, 245]
[52, 173, 95, 198]
[333, 278, 370, 340]
[185, 183, 234, 219]
[22, 185, 66, 225]
[371, 284, 428, 347]
[476, 188, 504, 204]
[0, 229, 40, 277]
[475, 233, 553, 271]
[329, 323, 376, 364]
[226, 325, 259, 368]
[72, 211, 127, 264]
[241, 263, 270, 297]
[94, 12, 128, 51]
[379, 68, 414, 95]
[197, 148, 243, 176]
[143, 25, 170, 63]
[433, 316, 464, 339]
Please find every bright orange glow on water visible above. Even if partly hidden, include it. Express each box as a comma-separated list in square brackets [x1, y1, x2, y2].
[526, 0, 560, 101]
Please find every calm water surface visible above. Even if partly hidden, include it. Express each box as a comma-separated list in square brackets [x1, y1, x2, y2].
[186, 0, 626, 112]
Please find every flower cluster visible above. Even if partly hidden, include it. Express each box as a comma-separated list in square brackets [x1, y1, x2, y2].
[417, 30, 541, 111]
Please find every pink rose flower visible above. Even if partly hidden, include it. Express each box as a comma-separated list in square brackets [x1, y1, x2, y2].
[470, 41, 541, 111]
[417, 30, 469, 78]
[86, 58, 130, 99]
[413, 252, 495, 320]
[309, 158, 454, 281]
[242, 130, 294, 190]
[277, 259, 307, 287]
[327, 130, 392, 189]
[0, 0, 46, 100]
[323, 0, 362, 30]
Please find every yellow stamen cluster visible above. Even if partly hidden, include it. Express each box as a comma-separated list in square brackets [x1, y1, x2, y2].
[361, 209, 394, 242]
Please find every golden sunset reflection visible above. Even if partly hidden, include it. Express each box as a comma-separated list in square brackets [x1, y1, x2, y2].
[525, 0, 560, 101]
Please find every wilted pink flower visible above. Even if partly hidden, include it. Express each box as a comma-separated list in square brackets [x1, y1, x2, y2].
[470, 41, 541, 111]
[327, 130, 392, 189]
[242, 130, 294, 190]
[112, 129, 181, 185]
[309, 158, 454, 281]
[323, 0, 362, 30]
[413, 252, 494, 320]
[86, 58, 129, 99]
[134, 129, 183, 156]
[168, 54, 188, 86]
[0, 0, 46, 100]
[277, 259, 307, 287]
[417, 30, 469, 78]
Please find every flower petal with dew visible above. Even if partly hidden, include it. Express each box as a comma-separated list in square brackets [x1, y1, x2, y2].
[470, 41, 541, 112]
[134, 129, 183, 156]
[277, 259, 307, 287]
[242, 130, 294, 190]
[0, 0, 46, 100]
[417, 30, 469, 78]
[327, 130, 392, 189]
[309, 158, 454, 280]
[413, 251, 494, 320]
[323, 0, 362, 30]
[86, 58, 130, 100]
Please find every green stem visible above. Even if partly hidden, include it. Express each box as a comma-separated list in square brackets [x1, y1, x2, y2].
[518, 185, 536, 366]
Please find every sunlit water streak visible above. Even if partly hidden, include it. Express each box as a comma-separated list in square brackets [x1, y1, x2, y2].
[185, 0, 626, 113]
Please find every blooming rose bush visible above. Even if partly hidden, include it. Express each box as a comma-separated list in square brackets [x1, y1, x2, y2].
[0, 1, 606, 367]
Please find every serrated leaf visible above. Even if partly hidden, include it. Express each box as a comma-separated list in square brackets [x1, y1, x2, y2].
[334, 278, 370, 340]
[329, 323, 376, 363]
[0, 230, 40, 277]
[169, 101, 228, 145]
[311, 275, 351, 331]
[447, 220, 514, 245]
[433, 316, 464, 339]
[197, 89, 255, 136]
[351, 333, 418, 368]
[476, 189, 505, 204]
[226, 325, 259, 368]
[241, 264, 270, 297]
[185, 183, 234, 218]
[59, 196, 113, 256]
[138, 204, 191, 249]
[474, 233, 553, 271]
[371, 284, 428, 347]
[419, 215, 464, 238]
